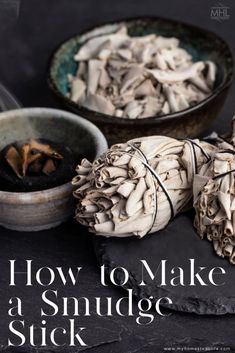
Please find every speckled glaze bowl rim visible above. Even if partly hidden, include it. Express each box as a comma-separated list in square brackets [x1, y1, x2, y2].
[48, 16, 234, 126]
[0, 107, 108, 201]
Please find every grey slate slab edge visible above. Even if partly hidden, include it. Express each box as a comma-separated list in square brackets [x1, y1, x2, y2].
[94, 213, 235, 315]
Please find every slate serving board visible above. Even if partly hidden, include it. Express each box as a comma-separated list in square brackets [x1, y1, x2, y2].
[94, 212, 235, 315]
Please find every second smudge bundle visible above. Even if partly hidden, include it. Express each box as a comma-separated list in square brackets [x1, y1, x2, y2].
[194, 119, 235, 265]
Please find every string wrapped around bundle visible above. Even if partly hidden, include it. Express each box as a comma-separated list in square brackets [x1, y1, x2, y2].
[73, 135, 215, 238]
[194, 119, 235, 265]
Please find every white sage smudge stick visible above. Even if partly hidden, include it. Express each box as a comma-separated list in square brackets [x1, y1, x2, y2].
[73, 136, 215, 238]
[194, 148, 235, 265]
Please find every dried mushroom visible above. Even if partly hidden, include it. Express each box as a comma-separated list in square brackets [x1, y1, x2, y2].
[68, 25, 216, 119]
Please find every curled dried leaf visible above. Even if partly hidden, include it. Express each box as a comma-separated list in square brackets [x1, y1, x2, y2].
[5, 146, 23, 179]
[42, 159, 56, 175]
[5, 139, 63, 179]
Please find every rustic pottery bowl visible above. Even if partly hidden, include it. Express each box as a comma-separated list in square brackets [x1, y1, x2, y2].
[0, 108, 108, 231]
[48, 17, 234, 145]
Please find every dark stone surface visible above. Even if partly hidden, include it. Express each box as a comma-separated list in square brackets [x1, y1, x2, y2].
[0, 0, 235, 351]
[0, 220, 235, 353]
[94, 212, 235, 315]
[0, 221, 123, 351]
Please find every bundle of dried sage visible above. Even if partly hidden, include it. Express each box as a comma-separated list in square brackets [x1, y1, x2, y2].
[193, 148, 235, 265]
[73, 136, 215, 238]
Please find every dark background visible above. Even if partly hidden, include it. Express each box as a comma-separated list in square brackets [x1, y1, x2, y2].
[0, 0, 235, 352]
[0, 0, 235, 134]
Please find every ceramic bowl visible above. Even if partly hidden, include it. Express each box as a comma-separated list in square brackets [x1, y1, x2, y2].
[48, 17, 234, 145]
[0, 108, 108, 231]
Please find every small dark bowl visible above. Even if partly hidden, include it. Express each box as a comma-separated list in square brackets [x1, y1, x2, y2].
[48, 17, 234, 145]
[0, 108, 108, 231]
